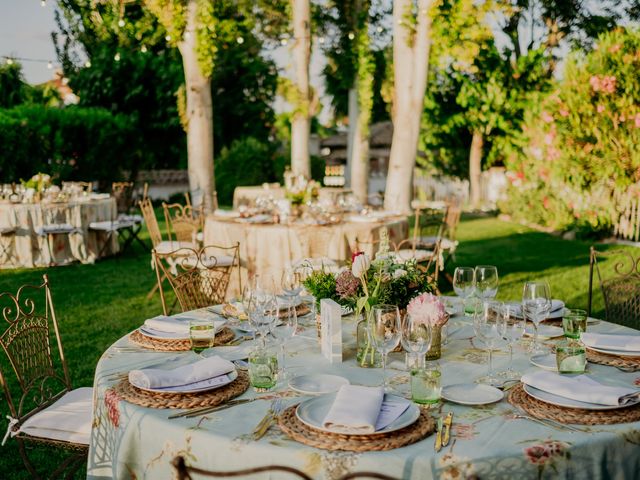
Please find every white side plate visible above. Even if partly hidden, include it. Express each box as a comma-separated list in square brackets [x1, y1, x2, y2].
[289, 374, 350, 395]
[441, 383, 503, 405]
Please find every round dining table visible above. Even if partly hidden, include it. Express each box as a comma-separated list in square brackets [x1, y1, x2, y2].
[0, 196, 118, 268]
[88, 307, 640, 480]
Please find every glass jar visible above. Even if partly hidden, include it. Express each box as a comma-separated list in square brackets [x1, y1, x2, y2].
[425, 324, 443, 360]
[356, 314, 382, 368]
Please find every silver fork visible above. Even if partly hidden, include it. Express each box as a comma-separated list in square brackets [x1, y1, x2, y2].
[512, 414, 590, 433]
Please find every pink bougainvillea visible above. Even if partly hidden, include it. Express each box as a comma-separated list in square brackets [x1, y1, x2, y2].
[524, 440, 568, 466]
[104, 389, 121, 428]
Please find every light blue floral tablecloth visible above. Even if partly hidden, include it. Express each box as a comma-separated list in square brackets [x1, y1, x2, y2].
[87, 310, 640, 480]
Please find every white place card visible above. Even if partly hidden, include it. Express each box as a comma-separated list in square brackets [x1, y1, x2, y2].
[320, 299, 343, 363]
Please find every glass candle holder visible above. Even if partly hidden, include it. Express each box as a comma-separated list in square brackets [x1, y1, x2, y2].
[248, 346, 278, 391]
[562, 309, 587, 339]
[410, 365, 441, 404]
[556, 339, 586, 374]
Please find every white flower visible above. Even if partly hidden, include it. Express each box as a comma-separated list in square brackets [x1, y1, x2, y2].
[351, 253, 371, 279]
[393, 268, 407, 279]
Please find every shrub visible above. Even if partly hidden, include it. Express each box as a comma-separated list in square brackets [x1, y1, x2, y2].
[0, 105, 135, 185]
[501, 28, 640, 235]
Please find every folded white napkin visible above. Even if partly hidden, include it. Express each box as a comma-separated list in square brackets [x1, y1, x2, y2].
[581, 333, 640, 353]
[521, 371, 640, 406]
[144, 316, 190, 335]
[129, 356, 235, 389]
[322, 385, 384, 434]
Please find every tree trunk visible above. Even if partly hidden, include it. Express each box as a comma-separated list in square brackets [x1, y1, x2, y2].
[345, 87, 358, 188]
[290, 0, 311, 178]
[384, 0, 434, 214]
[350, 103, 370, 203]
[469, 130, 483, 210]
[178, 0, 216, 212]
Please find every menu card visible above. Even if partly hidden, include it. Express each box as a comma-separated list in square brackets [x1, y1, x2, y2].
[321, 299, 343, 363]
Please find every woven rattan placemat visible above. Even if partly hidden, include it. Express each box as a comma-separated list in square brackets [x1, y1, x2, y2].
[585, 348, 640, 372]
[508, 383, 640, 425]
[129, 327, 235, 351]
[278, 405, 435, 451]
[114, 370, 249, 409]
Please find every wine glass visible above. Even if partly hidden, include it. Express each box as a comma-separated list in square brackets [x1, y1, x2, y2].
[473, 300, 503, 387]
[522, 281, 551, 356]
[370, 305, 401, 392]
[271, 300, 297, 383]
[497, 303, 525, 380]
[475, 266, 499, 300]
[401, 313, 432, 370]
[248, 291, 277, 347]
[281, 268, 302, 299]
[453, 267, 475, 315]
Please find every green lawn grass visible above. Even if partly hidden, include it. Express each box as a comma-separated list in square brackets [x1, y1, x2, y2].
[0, 214, 634, 477]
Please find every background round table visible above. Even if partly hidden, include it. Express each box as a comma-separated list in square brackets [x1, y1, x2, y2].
[0, 197, 118, 268]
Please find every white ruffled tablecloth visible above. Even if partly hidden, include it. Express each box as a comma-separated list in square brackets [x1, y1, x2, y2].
[88, 311, 640, 480]
[203, 215, 409, 296]
[0, 197, 118, 268]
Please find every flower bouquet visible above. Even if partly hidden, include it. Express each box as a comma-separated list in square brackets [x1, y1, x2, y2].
[407, 292, 449, 360]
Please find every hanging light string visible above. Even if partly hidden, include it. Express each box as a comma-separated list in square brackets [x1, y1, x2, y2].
[1, 55, 55, 69]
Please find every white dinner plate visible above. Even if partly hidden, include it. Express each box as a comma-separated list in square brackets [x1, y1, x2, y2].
[289, 374, 350, 395]
[530, 354, 558, 372]
[523, 383, 639, 411]
[139, 319, 226, 341]
[131, 370, 238, 394]
[524, 324, 564, 339]
[296, 393, 420, 435]
[586, 346, 640, 358]
[441, 383, 503, 405]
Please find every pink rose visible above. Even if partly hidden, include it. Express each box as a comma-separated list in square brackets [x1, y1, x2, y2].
[635, 113, 640, 128]
[541, 111, 554, 123]
[407, 293, 447, 326]
[351, 252, 371, 279]
[597, 104, 605, 113]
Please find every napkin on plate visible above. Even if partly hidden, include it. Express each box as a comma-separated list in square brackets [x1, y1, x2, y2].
[521, 371, 640, 406]
[580, 333, 640, 353]
[322, 385, 384, 434]
[143, 316, 190, 335]
[129, 355, 235, 389]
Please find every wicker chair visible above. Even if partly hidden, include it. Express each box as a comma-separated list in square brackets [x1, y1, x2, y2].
[0, 274, 92, 478]
[172, 456, 399, 480]
[588, 246, 640, 330]
[153, 244, 240, 315]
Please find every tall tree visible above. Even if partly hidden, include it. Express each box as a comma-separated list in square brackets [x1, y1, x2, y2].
[384, 0, 434, 213]
[290, 0, 312, 178]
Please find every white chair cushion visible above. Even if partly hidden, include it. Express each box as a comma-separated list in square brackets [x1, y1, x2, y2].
[417, 236, 458, 251]
[36, 224, 76, 235]
[154, 241, 198, 255]
[395, 249, 433, 263]
[18, 387, 92, 445]
[181, 254, 235, 269]
[117, 213, 143, 224]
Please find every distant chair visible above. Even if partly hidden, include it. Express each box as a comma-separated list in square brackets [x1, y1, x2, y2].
[588, 246, 640, 330]
[394, 206, 446, 266]
[109, 181, 146, 252]
[0, 274, 92, 478]
[163, 202, 203, 246]
[0, 208, 18, 267]
[172, 456, 400, 480]
[35, 203, 79, 266]
[153, 244, 240, 315]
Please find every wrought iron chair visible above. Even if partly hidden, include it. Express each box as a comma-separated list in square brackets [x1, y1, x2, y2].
[153, 244, 240, 315]
[0, 274, 92, 478]
[172, 456, 400, 480]
[162, 202, 204, 246]
[588, 247, 640, 330]
[395, 206, 447, 266]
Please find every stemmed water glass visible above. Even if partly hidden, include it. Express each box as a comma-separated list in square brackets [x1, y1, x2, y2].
[453, 267, 475, 315]
[473, 300, 503, 387]
[281, 268, 302, 300]
[271, 301, 297, 383]
[370, 305, 401, 392]
[401, 313, 432, 370]
[522, 281, 551, 356]
[497, 303, 525, 380]
[248, 291, 277, 347]
[475, 266, 499, 300]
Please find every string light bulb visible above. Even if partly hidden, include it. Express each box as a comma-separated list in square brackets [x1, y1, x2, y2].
[377, 26, 384, 33]
[114, 52, 121, 62]
[47, 60, 53, 69]
[183, 31, 191, 40]
[6, 58, 13, 65]
[236, 36, 244, 44]
[280, 37, 289, 46]
[118, 19, 125, 28]
[85, 60, 91, 68]
[318, 36, 325, 44]
[41, 0, 46, 6]
[140, 44, 148, 53]
[348, 32, 355, 40]
[165, 34, 172, 42]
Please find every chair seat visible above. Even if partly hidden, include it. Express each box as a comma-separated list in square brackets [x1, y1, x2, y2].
[89, 220, 135, 232]
[417, 236, 458, 251]
[0, 226, 17, 235]
[36, 224, 76, 235]
[180, 254, 235, 269]
[117, 213, 144, 224]
[154, 241, 198, 255]
[18, 387, 93, 446]
[395, 248, 434, 263]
